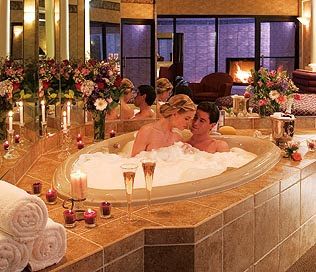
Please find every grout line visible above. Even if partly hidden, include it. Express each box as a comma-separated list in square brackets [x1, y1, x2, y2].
[104, 245, 143, 267]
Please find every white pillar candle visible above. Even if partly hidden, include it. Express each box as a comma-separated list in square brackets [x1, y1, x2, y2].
[19, 101, 24, 125]
[66, 101, 71, 127]
[70, 171, 87, 200]
[8, 111, 13, 131]
[62, 110, 67, 132]
[41, 100, 46, 123]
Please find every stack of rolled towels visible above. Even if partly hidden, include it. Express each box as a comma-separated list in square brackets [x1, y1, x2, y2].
[0, 180, 67, 272]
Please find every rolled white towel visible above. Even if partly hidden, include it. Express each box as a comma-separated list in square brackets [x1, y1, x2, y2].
[29, 218, 67, 271]
[0, 181, 48, 242]
[0, 231, 29, 272]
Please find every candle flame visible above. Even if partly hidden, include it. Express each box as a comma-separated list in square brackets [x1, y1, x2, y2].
[87, 208, 92, 213]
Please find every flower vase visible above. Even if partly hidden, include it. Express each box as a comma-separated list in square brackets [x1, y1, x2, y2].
[259, 106, 267, 117]
[0, 111, 7, 141]
[93, 111, 106, 141]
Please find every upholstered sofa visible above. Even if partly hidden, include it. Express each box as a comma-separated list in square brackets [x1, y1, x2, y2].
[189, 72, 233, 102]
[292, 69, 316, 94]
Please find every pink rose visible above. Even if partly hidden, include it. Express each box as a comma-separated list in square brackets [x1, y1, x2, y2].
[258, 99, 267, 106]
[291, 152, 302, 161]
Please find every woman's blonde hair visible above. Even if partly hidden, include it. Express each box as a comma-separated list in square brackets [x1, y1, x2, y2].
[160, 94, 196, 118]
[121, 78, 134, 90]
[156, 78, 173, 95]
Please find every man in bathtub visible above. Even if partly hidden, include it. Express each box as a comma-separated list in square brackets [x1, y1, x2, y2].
[188, 102, 229, 153]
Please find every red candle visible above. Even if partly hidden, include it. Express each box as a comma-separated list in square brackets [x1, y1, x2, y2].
[77, 140, 85, 150]
[109, 130, 116, 138]
[32, 182, 42, 196]
[63, 210, 76, 228]
[84, 209, 97, 227]
[14, 134, 20, 144]
[76, 133, 82, 142]
[3, 141, 9, 151]
[100, 201, 112, 218]
[45, 189, 57, 204]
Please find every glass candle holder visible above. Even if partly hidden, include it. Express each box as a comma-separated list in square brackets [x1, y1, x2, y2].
[307, 139, 316, 152]
[3, 141, 9, 151]
[14, 134, 20, 144]
[45, 189, 57, 204]
[84, 209, 97, 227]
[100, 201, 112, 219]
[63, 210, 76, 228]
[77, 140, 85, 150]
[76, 133, 82, 142]
[109, 130, 116, 138]
[32, 182, 42, 196]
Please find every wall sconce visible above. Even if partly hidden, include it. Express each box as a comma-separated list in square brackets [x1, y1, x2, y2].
[297, 16, 310, 26]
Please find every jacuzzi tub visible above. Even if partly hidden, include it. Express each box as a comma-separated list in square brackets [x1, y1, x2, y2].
[53, 132, 281, 206]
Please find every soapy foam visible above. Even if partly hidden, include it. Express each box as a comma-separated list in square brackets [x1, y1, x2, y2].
[73, 142, 257, 190]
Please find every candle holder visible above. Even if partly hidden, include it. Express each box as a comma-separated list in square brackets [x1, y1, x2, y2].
[17, 123, 30, 149]
[84, 209, 97, 227]
[45, 189, 57, 204]
[41, 121, 48, 138]
[32, 182, 42, 196]
[100, 201, 112, 218]
[57, 129, 72, 161]
[3, 129, 19, 160]
[62, 198, 86, 221]
[63, 210, 76, 228]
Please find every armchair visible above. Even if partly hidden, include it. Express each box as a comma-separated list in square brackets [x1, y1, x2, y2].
[189, 72, 233, 102]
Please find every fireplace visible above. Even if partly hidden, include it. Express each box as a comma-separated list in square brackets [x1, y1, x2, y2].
[226, 58, 255, 85]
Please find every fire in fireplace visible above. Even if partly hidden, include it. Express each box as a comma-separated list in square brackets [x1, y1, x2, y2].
[226, 58, 255, 85]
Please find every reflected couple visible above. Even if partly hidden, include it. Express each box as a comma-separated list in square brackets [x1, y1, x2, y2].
[132, 95, 229, 156]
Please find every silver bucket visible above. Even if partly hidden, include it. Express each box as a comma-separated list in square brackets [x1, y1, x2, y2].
[270, 114, 295, 147]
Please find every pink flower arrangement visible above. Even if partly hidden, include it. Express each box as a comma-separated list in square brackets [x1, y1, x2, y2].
[247, 67, 300, 115]
[284, 141, 302, 161]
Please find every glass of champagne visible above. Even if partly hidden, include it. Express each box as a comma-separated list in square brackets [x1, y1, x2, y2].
[141, 159, 156, 212]
[120, 163, 138, 222]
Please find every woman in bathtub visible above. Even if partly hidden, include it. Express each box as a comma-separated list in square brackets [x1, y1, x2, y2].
[131, 94, 196, 156]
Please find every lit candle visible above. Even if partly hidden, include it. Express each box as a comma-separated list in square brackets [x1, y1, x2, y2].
[70, 171, 88, 200]
[41, 100, 46, 123]
[32, 182, 42, 196]
[19, 101, 24, 125]
[84, 209, 97, 227]
[14, 134, 20, 144]
[62, 111, 67, 132]
[109, 130, 116, 138]
[3, 141, 9, 151]
[8, 111, 13, 131]
[77, 140, 84, 150]
[45, 189, 57, 204]
[76, 133, 82, 142]
[66, 101, 71, 127]
[63, 210, 76, 228]
[100, 201, 112, 219]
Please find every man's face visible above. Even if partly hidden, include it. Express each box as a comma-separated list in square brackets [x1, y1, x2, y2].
[190, 109, 213, 135]
[134, 91, 145, 107]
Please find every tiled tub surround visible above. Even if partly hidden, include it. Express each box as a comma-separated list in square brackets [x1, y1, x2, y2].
[1, 117, 316, 272]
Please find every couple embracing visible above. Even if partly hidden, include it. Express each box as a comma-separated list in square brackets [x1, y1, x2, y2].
[131, 94, 229, 157]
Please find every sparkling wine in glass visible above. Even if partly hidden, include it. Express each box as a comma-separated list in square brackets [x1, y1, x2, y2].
[120, 163, 138, 222]
[142, 159, 156, 212]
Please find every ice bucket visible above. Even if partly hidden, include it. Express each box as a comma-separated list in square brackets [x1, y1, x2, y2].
[270, 113, 295, 147]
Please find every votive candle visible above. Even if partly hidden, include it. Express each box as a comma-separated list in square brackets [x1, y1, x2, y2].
[41, 100, 46, 123]
[14, 134, 20, 144]
[63, 210, 76, 228]
[8, 111, 13, 131]
[32, 182, 42, 196]
[84, 209, 97, 227]
[109, 130, 116, 138]
[100, 201, 112, 219]
[76, 133, 82, 142]
[77, 140, 84, 150]
[3, 141, 9, 151]
[45, 189, 57, 204]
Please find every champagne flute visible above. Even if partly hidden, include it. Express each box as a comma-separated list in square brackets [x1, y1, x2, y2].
[141, 159, 156, 212]
[120, 163, 138, 222]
